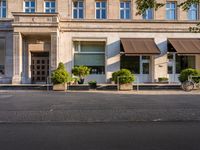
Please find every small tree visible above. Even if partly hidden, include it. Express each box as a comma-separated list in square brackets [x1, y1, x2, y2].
[179, 68, 200, 83]
[72, 66, 90, 79]
[51, 62, 71, 84]
[112, 69, 135, 84]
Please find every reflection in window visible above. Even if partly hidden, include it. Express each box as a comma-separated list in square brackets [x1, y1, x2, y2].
[0, 0, 6, 18]
[73, 0, 84, 19]
[188, 4, 198, 20]
[24, 0, 35, 13]
[0, 39, 5, 75]
[96, 1, 107, 19]
[143, 8, 154, 20]
[166, 2, 176, 20]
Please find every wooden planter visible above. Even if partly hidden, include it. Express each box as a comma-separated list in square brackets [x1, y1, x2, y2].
[53, 83, 67, 91]
[119, 83, 133, 91]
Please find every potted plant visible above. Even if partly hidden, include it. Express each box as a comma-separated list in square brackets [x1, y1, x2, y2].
[158, 77, 169, 83]
[72, 66, 90, 84]
[88, 80, 97, 89]
[112, 69, 135, 91]
[51, 62, 71, 91]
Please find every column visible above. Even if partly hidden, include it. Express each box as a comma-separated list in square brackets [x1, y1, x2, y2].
[51, 32, 59, 71]
[12, 32, 22, 84]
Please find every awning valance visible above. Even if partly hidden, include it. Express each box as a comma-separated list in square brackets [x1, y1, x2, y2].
[168, 38, 200, 54]
[121, 38, 160, 55]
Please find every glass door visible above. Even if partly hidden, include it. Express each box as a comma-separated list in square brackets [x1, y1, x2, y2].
[140, 56, 151, 83]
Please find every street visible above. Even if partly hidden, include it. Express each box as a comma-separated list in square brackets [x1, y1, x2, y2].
[0, 122, 200, 150]
[0, 91, 200, 150]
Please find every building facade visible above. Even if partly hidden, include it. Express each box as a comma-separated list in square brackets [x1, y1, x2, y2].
[0, 0, 200, 84]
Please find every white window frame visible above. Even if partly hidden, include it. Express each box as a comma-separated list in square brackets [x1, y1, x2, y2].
[120, 1, 131, 19]
[166, 1, 177, 20]
[95, 1, 107, 19]
[188, 4, 198, 20]
[24, 0, 36, 13]
[44, 0, 56, 13]
[0, 0, 6, 18]
[72, 0, 84, 19]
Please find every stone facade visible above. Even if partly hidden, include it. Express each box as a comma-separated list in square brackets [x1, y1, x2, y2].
[0, 0, 200, 84]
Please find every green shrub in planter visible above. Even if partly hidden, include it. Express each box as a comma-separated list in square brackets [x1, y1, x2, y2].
[51, 62, 71, 84]
[112, 69, 135, 84]
[179, 68, 200, 83]
[72, 66, 90, 84]
[158, 77, 168, 82]
[88, 80, 97, 89]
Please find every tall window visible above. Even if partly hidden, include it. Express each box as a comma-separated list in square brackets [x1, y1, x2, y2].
[96, 1, 107, 19]
[188, 4, 198, 20]
[74, 42, 105, 74]
[45, 1, 55, 13]
[166, 2, 176, 20]
[176, 55, 195, 74]
[24, 0, 35, 13]
[143, 8, 154, 20]
[0, 39, 5, 75]
[73, 0, 84, 19]
[120, 1, 131, 19]
[0, 0, 6, 18]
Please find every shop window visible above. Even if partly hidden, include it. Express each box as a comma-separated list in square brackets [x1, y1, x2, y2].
[74, 42, 105, 74]
[0, 39, 5, 75]
[121, 56, 140, 74]
[176, 55, 195, 74]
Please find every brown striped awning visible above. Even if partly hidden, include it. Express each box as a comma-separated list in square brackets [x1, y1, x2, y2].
[168, 38, 200, 54]
[121, 38, 160, 55]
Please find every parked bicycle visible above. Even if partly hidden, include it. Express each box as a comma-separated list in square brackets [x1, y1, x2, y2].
[181, 75, 200, 92]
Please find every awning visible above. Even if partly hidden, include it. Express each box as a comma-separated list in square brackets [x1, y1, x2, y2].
[121, 38, 160, 55]
[168, 38, 200, 54]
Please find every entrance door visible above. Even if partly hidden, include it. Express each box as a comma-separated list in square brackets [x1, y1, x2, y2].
[140, 56, 151, 83]
[31, 52, 49, 84]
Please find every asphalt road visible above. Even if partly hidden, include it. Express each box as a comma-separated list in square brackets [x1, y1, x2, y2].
[0, 122, 200, 150]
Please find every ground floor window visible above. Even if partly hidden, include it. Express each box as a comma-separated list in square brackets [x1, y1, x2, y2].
[121, 56, 140, 74]
[74, 41, 105, 74]
[0, 39, 5, 75]
[176, 55, 195, 74]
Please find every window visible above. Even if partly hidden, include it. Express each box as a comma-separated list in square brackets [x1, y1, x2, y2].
[45, 1, 55, 13]
[24, 0, 35, 13]
[166, 2, 176, 20]
[74, 42, 105, 74]
[73, 0, 84, 19]
[0, 39, 5, 75]
[188, 4, 198, 20]
[120, 1, 131, 19]
[121, 56, 140, 74]
[176, 55, 195, 74]
[96, 1, 107, 19]
[0, 0, 6, 18]
[143, 8, 154, 20]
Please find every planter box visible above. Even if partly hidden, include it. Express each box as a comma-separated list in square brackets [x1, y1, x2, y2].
[119, 83, 133, 91]
[53, 83, 67, 91]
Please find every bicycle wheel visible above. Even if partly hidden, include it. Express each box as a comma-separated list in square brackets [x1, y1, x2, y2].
[182, 81, 194, 92]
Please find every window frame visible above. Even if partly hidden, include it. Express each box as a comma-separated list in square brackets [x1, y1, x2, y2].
[166, 1, 177, 20]
[24, 0, 36, 13]
[120, 1, 131, 20]
[188, 3, 198, 20]
[0, 0, 6, 18]
[44, 0, 56, 13]
[72, 0, 84, 19]
[95, 1, 107, 19]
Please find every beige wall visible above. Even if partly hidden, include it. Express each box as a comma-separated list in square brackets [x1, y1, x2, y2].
[5, 0, 200, 20]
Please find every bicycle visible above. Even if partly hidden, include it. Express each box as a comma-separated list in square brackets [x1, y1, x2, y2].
[181, 75, 200, 92]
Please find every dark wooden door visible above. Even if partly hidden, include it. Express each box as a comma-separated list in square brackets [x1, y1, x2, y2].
[31, 52, 49, 83]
